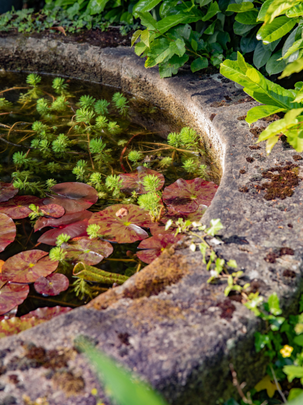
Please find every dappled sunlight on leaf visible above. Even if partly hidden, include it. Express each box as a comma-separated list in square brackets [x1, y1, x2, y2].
[119, 166, 165, 194]
[0, 213, 16, 252]
[0, 282, 29, 315]
[0, 195, 41, 219]
[34, 210, 92, 232]
[38, 219, 90, 246]
[34, 273, 69, 296]
[39, 203, 65, 218]
[62, 236, 113, 265]
[137, 234, 185, 264]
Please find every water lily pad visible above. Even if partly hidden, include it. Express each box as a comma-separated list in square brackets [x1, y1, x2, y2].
[0, 183, 18, 203]
[0, 213, 16, 252]
[119, 166, 165, 195]
[39, 203, 65, 218]
[0, 282, 29, 315]
[0, 195, 41, 219]
[38, 219, 90, 246]
[34, 273, 69, 296]
[2, 250, 59, 283]
[34, 210, 92, 232]
[137, 234, 185, 264]
[0, 306, 72, 338]
[88, 204, 151, 243]
[44, 182, 98, 213]
[162, 178, 218, 214]
[150, 205, 207, 235]
[62, 237, 113, 265]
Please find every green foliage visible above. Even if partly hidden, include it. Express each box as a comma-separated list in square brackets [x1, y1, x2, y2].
[87, 224, 102, 239]
[49, 246, 67, 262]
[26, 74, 41, 87]
[142, 174, 161, 192]
[167, 132, 181, 148]
[52, 77, 69, 94]
[137, 192, 162, 221]
[182, 158, 198, 173]
[113, 92, 129, 115]
[128, 150, 143, 164]
[76, 337, 169, 405]
[94, 99, 110, 115]
[105, 175, 123, 197]
[75, 108, 95, 124]
[56, 234, 71, 247]
[79, 95, 96, 109]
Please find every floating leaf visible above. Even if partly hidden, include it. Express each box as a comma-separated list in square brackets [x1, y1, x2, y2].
[39, 203, 65, 218]
[149, 205, 207, 235]
[162, 178, 218, 214]
[88, 204, 151, 243]
[38, 219, 90, 246]
[0, 306, 72, 338]
[137, 234, 184, 264]
[34, 210, 92, 232]
[2, 250, 58, 283]
[0, 213, 16, 252]
[44, 182, 98, 213]
[119, 166, 165, 194]
[0, 183, 18, 203]
[0, 195, 41, 219]
[62, 237, 113, 265]
[34, 273, 69, 296]
[73, 262, 129, 285]
[0, 282, 29, 315]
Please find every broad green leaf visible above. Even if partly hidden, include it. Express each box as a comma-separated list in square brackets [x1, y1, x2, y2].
[133, 0, 162, 16]
[136, 11, 158, 30]
[257, 0, 274, 22]
[235, 10, 258, 25]
[287, 3, 303, 18]
[254, 332, 271, 352]
[253, 42, 272, 68]
[266, 50, 286, 75]
[240, 35, 259, 54]
[135, 41, 147, 56]
[145, 38, 174, 67]
[202, 1, 220, 21]
[283, 365, 303, 382]
[157, 13, 201, 34]
[288, 393, 303, 405]
[159, 0, 179, 18]
[288, 389, 303, 401]
[191, 57, 208, 72]
[246, 105, 286, 125]
[204, 20, 216, 35]
[279, 57, 303, 78]
[76, 338, 169, 405]
[282, 26, 299, 56]
[141, 29, 150, 47]
[199, 0, 212, 6]
[286, 129, 303, 151]
[268, 292, 282, 315]
[169, 38, 186, 57]
[265, 0, 300, 24]
[226, 2, 254, 13]
[206, 218, 223, 236]
[257, 118, 289, 141]
[293, 335, 303, 346]
[280, 38, 303, 60]
[227, 260, 237, 268]
[131, 30, 143, 47]
[257, 16, 297, 44]
[266, 135, 279, 154]
[220, 53, 299, 109]
[233, 21, 258, 36]
[87, 0, 109, 14]
[159, 54, 189, 78]
[293, 91, 303, 102]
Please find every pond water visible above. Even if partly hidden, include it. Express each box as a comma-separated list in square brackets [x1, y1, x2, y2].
[0, 71, 219, 332]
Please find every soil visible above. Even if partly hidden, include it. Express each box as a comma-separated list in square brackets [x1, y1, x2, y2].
[0, 26, 133, 48]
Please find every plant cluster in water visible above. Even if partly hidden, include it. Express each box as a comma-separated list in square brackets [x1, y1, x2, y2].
[0, 73, 219, 336]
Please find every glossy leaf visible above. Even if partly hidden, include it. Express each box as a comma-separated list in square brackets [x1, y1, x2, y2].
[0, 195, 41, 219]
[2, 250, 58, 283]
[0, 183, 18, 203]
[246, 105, 286, 125]
[0, 306, 72, 338]
[35, 210, 92, 232]
[39, 203, 65, 218]
[88, 204, 151, 243]
[279, 57, 303, 78]
[257, 16, 296, 44]
[62, 237, 113, 265]
[0, 282, 29, 315]
[162, 178, 218, 214]
[227, 2, 254, 12]
[191, 57, 208, 73]
[73, 262, 129, 285]
[0, 213, 16, 253]
[44, 182, 98, 213]
[253, 42, 272, 69]
[119, 166, 164, 195]
[137, 234, 184, 264]
[34, 273, 69, 296]
[38, 219, 90, 246]
[266, 50, 286, 75]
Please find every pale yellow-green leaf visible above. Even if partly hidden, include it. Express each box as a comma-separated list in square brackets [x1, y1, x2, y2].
[131, 30, 143, 47]
[266, 135, 279, 154]
[293, 92, 303, 103]
[279, 57, 303, 78]
[255, 375, 281, 398]
[141, 29, 150, 47]
[265, 0, 300, 24]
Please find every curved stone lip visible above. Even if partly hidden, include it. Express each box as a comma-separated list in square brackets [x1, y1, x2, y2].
[0, 34, 302, 405]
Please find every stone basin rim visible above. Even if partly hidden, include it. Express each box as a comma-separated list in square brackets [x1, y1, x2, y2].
[0, 34, 302, 405]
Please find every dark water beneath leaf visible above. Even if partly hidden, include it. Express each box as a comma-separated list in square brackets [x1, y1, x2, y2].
[0, 71, 219, 320]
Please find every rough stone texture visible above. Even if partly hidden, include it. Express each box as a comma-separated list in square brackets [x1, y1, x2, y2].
[0, 35, 302, 405]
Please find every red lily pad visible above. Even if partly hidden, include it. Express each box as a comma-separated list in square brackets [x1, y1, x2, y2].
[0, 213, 16, 252]
[38, 219, 90, 246]
[162, 178, 218, 214]
[119, 166, 165, 195]
[34, 210, 92, 232]
[0, 195, 41, 219]
[34, 273, 69, 296]
[44, 182, 98, 213]
[88, 204, 151, 243]
[0, 306, 72, 338]
[2, 250, 59, 283]
[0, 282, 29, 316]
[0, 183, 18, 203]
[62, 237, 113, 265]
[137, 234, 185, 264]
[39, 203, 65, 218]
[149, 205, 207, 235]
